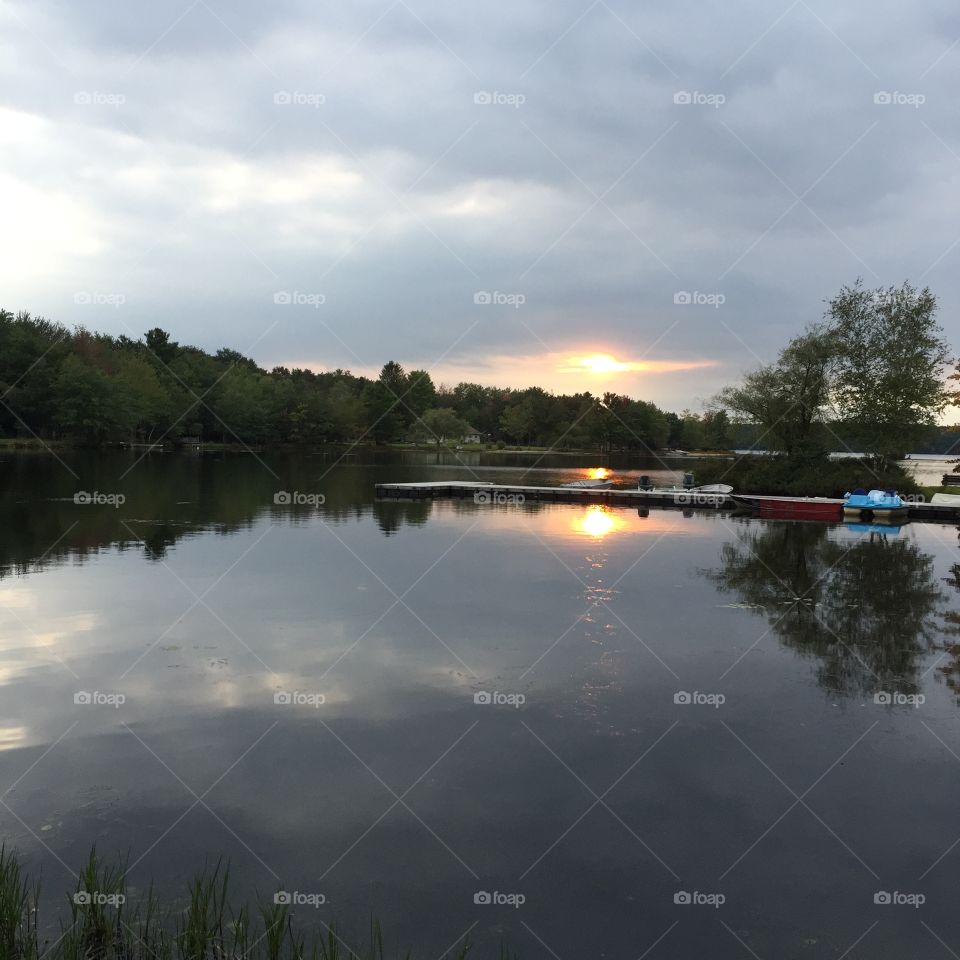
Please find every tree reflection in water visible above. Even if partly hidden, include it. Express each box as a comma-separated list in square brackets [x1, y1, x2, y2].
[705, 521, 943, 698]
[934, 559, 960, 696]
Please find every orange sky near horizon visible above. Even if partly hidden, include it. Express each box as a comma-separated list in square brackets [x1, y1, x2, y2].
[284, 350, 719, 396]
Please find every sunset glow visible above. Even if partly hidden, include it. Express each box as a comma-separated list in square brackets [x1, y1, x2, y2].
[579, 354, 634, 374]
[557, 354, 716, 377]
[294, 352, 717, 399]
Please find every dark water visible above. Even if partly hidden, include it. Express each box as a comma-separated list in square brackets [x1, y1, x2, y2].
[3, 449, 960, 958]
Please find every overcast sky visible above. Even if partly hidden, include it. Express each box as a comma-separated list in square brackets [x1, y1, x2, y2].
[2, 0, 959, 410]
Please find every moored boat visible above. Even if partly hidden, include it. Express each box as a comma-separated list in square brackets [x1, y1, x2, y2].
[842, 488, 908, 523]
[638, 482, 733, 508]
[561, 478, 614, 489]
[733, 494, 844, 521]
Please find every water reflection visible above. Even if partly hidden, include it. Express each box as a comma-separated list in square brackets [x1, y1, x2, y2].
[6, 453, 960, 957]
[935, 558, 960, 696]
[704, 521, 944, 697]
[372, 500, 431, 536]
[572, 505, 624, 539]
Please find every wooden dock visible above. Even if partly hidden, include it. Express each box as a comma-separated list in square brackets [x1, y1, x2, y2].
[374, 481, 960, 524]
[375, 481, 734, 509]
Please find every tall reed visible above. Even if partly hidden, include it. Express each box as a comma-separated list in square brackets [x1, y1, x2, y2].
[0, 846, 482, 960]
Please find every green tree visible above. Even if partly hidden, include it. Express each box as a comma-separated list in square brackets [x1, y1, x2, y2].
[827, 280, 951, 462]
[701, 409, 732, 449]
[677, 411, 705, 450]
[144, 328, 179, 366]
[718, 327, 834, 459]
[362, 382, 403, 443]
[324, 381, 365, 441]
[406, 370, 436, 417]
[51, 356, 124, 442]
[212, 367, 273, 442]
[500, 400, 536, 444]
[114, 355, 177, 441]
[412, 407, 469, 445]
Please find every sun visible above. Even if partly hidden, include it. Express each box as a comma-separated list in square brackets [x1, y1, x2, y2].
[580, 353, 630, 374]
[556, 353, 717, 377]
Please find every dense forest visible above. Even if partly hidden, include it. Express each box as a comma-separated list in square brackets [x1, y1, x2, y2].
[0, 309, 732, 451]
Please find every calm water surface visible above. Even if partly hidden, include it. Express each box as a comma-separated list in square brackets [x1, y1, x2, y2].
[3, 449, 960, 958]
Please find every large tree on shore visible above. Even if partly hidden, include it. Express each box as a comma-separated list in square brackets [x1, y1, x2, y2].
[717, 326, 834, 458]
[826, 280, 951, 462]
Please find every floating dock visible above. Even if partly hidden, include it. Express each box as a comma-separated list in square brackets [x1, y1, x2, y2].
[375, 481, 960, 523]
[376, 481, 733, 509]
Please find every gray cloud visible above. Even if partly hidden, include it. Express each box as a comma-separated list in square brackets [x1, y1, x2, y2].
[3, 0, 959, 409]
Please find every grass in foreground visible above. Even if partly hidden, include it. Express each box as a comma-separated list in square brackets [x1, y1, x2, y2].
[0, 847, 482, 960]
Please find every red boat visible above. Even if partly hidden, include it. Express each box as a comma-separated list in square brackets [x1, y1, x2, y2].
[733, 494, 844, 521]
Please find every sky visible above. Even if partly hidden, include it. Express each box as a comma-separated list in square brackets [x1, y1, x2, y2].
[2, 0, 959, 411]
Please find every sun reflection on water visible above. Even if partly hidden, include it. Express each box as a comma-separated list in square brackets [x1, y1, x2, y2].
[573, 505, 625, 539]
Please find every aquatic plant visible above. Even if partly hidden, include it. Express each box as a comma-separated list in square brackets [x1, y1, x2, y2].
[0, 846, 476, 960]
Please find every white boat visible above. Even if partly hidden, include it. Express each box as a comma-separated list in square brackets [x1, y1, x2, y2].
[561, 478, 614, 489]
[635, 482, 733, 508]
[638, 482, 732, 495]
[691, 483, 733, 494]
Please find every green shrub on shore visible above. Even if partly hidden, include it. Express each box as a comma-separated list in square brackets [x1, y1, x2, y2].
[0, 847, 474, 960]
[694, 455, 920, 498]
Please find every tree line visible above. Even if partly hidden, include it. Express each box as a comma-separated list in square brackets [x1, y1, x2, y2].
[2, 280, 953, 458]
[0, 309, 730, 451]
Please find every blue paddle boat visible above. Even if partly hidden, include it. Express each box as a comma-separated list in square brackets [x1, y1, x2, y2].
[843, 488, 908, 523]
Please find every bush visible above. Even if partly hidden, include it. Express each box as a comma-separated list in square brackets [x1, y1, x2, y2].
[694, 455, 919, 498]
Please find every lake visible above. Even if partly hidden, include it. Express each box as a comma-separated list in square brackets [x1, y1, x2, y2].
[2, 448, 960, 958]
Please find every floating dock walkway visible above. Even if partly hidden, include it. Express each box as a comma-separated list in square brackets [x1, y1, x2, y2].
[376, 481, 733, 509]
[375, 481, 960, 523]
